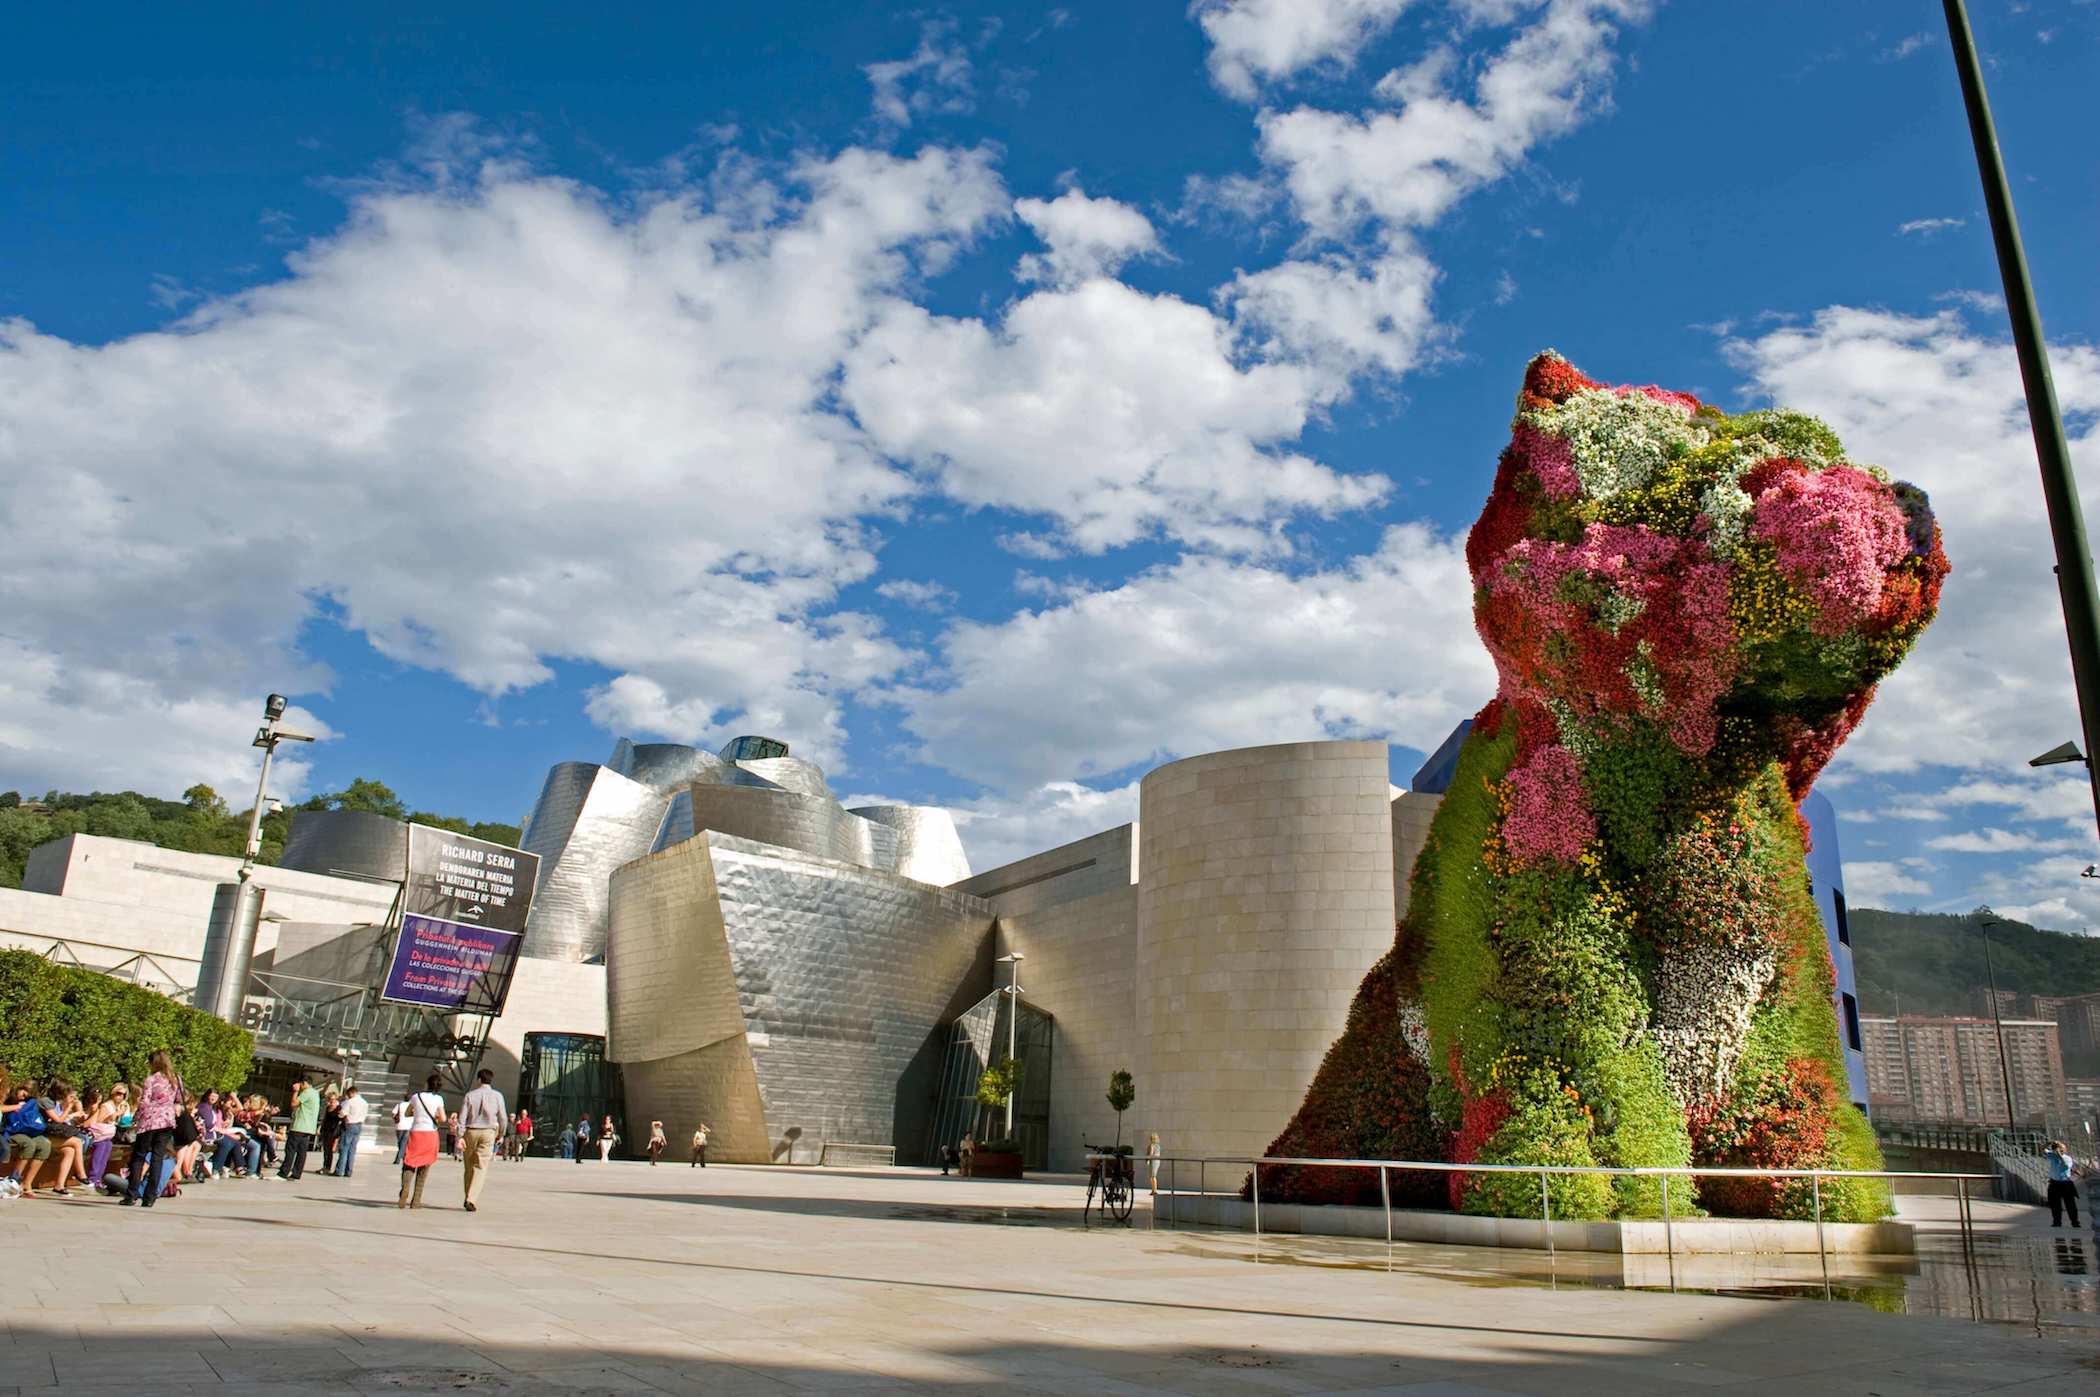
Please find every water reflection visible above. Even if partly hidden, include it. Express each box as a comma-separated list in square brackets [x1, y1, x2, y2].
[1145, 1221, 2100, 1333]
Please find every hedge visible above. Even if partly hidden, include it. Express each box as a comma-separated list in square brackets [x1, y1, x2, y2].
[0, 949, 253, 1094]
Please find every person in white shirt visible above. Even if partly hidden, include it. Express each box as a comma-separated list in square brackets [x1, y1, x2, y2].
[331, 1087, 371, 1177]
[391, 1096, 414, 1165]
[456, 1069, 508, 1213]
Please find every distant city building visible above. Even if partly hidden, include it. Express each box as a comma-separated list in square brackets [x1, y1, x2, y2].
[1972, 986, 2025, 1020]
[1861, 1014, 2067, 1125]
[2066, 1076, 2100, 1125]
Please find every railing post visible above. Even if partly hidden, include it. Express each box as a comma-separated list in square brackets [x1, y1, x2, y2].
[1812, 1171, 1829, 1298]
[1957, 1175, 1973, 1264]
[1661, 1173, 1674, 1285]
[1251, 1160, 1261, 1239]
[1168, 1157, 1177, 1227]
[1541, 1169, 1554, 1264]
[1381, 1164, 1392, 1248]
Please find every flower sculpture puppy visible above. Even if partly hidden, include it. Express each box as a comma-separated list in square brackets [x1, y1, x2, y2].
[1262, 352, 1947, 1221]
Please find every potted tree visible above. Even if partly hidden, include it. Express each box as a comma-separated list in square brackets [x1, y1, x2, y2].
[972, 1057, 1026, 1178]
[1106, 1069, 1135, 1153]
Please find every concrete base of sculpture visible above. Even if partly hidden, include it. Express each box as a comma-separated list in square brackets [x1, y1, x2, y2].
[1157, 1195, 1915, 1255]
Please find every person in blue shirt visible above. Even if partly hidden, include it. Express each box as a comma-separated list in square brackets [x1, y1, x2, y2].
[2044, 1140, 2084, 1228]
[558, 1120, 576, 1161]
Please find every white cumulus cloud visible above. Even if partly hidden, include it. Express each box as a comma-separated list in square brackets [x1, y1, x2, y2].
[1194, 0, 1418, 100]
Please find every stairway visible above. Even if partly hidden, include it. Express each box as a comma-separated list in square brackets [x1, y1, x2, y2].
[351, 1068, 412, 1163]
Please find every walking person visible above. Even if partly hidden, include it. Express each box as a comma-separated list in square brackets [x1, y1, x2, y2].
[513, 1108, 534, 1161]
[2045, 1140, 2086, 1228]
[573, 1115, 591, 1164]
[457, 1069, 506, 1213]
[333, 1087, 369, 1177]
[646, 1120, 666, 1166]
[318, 1084, 343, 1176]
[558, 1119, 576, 1161]
[122, 1051, 181, 1208]
[392, 1094, 413, 1165]
[597, 1114, 618, 1163]
[691, 1122, 709, 1168]
[1147, 1133, 1161, 1199]
[397, 1074, 447, 1210]
[278, 1077, 320, 1180]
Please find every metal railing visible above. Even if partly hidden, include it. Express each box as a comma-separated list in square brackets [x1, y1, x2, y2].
[39, 940, 194, 1000]
[1142, 1153, 1997, 1293]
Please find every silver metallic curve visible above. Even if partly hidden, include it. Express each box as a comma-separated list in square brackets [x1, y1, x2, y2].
[847, 805, 972, 887]
[518, 762, 673, 963]
[278, 809, 408, 883]
[606, 831, 995, 1165]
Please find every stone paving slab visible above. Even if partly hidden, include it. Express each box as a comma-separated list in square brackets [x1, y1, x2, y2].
[0, 1159, 2094, 1395]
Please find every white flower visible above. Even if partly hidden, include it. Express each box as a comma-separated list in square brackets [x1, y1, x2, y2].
[1524, 388, 1707, 500]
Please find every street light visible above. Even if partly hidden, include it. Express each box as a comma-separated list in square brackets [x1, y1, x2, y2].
[1941, 2, 2100, 849]
[995, 952, 1025, 1135]
[1973, 907, 2020, 1130]
[2030, 742, 2087, 769]
[195, 694, 315, 1023]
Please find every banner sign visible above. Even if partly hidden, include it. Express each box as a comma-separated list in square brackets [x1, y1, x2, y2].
[382, 914, 521, 1009]
[379, 826, 541, 1012]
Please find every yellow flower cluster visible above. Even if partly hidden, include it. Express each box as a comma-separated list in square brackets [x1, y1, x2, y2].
[1727, 544, 1819, 642]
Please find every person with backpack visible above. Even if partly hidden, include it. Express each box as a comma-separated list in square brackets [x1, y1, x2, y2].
[3, 1080, 57, 1198]
[397, 1074, 447, 1210]
[122, 1051, 181, 1208]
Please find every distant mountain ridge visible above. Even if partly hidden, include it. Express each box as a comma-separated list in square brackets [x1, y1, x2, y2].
[1849, 906, 2100, 1018]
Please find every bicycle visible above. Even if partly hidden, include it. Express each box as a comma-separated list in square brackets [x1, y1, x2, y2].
[1084, 1141, 1135, 1224]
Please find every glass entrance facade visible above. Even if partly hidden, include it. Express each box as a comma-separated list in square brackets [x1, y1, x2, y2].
[927, 991, 1054, 1170]
[517, 1031, 626, 1157]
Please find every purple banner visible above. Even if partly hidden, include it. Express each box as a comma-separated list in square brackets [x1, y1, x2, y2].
[381, 913, 521, 1010]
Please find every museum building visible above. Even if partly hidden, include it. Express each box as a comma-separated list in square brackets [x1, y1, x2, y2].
[0, 726, 1865, 1171]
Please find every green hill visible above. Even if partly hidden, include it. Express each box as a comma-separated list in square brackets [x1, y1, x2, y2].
[0, 779, 519, 891]
[1849, 906, 2100, 1017]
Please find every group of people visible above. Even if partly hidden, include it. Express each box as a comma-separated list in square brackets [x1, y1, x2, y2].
[393, 1095, 536, 1164]
[0, 1052, 329, 1206]
[392, 1068, 510, 1211]
[555, 1112, 622, 1162]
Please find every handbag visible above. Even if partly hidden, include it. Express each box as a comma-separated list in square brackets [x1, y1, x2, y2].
[173, 1108, 201, 1148]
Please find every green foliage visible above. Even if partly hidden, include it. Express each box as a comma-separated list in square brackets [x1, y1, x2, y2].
[0, 780, 519, 891]
[1417, 718, 1515, 1111]
[975, 1055, 1024, 1110]
[1849, 906, 2100, 1016]
[0, 949, 252, 1094]
[1105, 1069, 1134, 1114]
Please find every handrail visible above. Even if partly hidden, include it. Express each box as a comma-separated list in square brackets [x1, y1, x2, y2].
[1141, 1151, 1996, 1294]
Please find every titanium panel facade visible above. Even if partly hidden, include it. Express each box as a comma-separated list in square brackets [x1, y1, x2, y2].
[518, 762, 674, 963]
[848, 805, 972, 887]
[607, 832, 995, 1165]
[278, 809, 409, 883]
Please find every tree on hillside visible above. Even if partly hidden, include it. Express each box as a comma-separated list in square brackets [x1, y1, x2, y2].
[304, 778, 407, 820]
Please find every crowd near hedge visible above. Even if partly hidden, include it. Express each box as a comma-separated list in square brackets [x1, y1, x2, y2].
[0, 949, 253, 1093]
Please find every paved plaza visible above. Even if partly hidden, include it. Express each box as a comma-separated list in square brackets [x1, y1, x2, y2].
[2, 1158, 2096, 1395]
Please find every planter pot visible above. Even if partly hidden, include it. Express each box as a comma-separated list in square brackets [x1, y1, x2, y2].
[972, 1151, 1024, 1179]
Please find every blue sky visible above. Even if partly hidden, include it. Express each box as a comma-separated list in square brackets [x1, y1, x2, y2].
[4, 2, 2098, 925]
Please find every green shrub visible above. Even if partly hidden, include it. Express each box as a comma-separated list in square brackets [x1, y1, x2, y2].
[0, 949, 253, 1093]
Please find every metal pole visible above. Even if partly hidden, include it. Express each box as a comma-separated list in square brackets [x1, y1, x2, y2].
[1661, 1174, 1674, 1289]
[1169, 1157, 1176, 1227]
[1958, 1176, 1973, 1264]
[1004, 970, 1019, 1137]
[1975, 915, 2020, 1128]
[1813, 1172, 1830, 1299]
[1252, 1161, 1261, 1238]
[1381, 1165, 1392, 1249]
[1541, 1169, 1554, 1266]
[1942, 0, 2100, 845]
[241, 736, 276, 877]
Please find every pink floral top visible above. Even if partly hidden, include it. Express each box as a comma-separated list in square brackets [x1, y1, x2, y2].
[136, 1072, 178, 1132]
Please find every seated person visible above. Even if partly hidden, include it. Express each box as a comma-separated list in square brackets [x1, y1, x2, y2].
[4, 1082, 58, 1198]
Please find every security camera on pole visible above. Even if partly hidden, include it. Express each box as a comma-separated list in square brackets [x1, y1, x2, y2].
[193, 694, 316, 1023]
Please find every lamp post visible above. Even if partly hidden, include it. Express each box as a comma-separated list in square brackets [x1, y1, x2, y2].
[1974, 908, 2020, 1130]
[995, 951, 1025, 1135]
[1941, 1, 2100, 848]
[194, 694, 316, 1023]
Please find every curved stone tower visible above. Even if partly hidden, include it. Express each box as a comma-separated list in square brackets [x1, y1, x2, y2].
[1135, 740, 1396, 1164]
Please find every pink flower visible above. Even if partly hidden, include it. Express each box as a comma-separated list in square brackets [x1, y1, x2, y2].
[1750, 465, 1909, 634]
[1617, 383, 1702, 414]
[1502, 743, 1594, 864]
[1515, 424, 1581, 500]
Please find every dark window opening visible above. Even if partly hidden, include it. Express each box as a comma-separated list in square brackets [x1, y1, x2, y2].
[1832, 888, 1851, 946]
[1842, 992, 1863, 1052]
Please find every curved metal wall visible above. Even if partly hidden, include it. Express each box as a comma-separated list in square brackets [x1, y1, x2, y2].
[278, 809, 408, 883]
[1135, 740, 1396, 1164]
[607, 831, 995, 1165]
[734, 756, 832, 800]
[848, 805, 972, 887]
[518, 762, 674, 963]
[683, 784, 871, 865]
